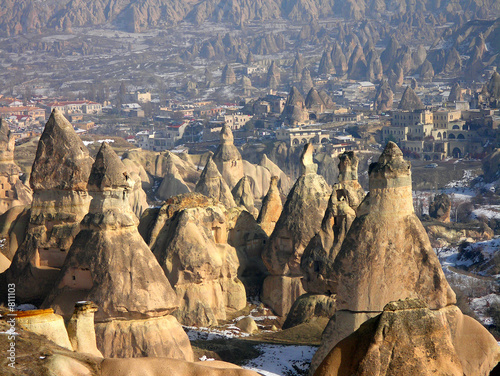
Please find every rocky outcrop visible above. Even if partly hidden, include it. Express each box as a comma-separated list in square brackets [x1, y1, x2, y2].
[373, 80, 394, 112]
[0, 119, 32, 215]
[292, 53, 305, 82]
[429, 193, 451, 222]
[281, 86, 307, 125]
[448, 82, 464, 102]
[195, 155, 236, 209]
[257, 176, 283, 236]
[232, 176, 257, 216]
[484, 71, 500, 107]
[398, 85, 425, 110]
[258, 154, 292, 194]
[300, 151, 364, 297]
[317, 50, 335, 76]
[261, 144, 330, 316]
[301, 68, 314, 95]
[149, 194, 246, 326]
[266, 61, 280, 89]
[157, 153, 191, 201]
[221, 64, 236, 85]
[43, 142, 178, 320]
[42, 143, 188, 359]
[4, 109, 94, 304]
[67, 302, 103, 357]
[482, 148, 500, 183]
[310, 142, 456, 374]
[314, 299, 500, 376]
[305, 88, 325, 113]
[213, 125, 244, 190]
[419, 59, 435, 81]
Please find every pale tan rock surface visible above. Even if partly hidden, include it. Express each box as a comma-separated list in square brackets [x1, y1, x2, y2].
[195, 155, 236, 209]
[227, 207, 268, 296]
[213, 124, 244, 190]
[257, 176, 283, 236]
[67, 302, 103, 358]
[429, 193, 451, 222]
[0, 204, 30, 261]
[261, 144, 330, 316]
[150, 195, 246, 326]
[314, 299, 500, 376]
[232, 176, 257, 216]
[259, 154, 292, 194]
[95, 315, 193, 360]
[157, 152, 191, 201]
[283, 293, 335, 330]
[43, 142, 178, 322]
[0, 119, 32, 215]
[101, 357, 260, 376]
[236, 316, 258, 333]
[15, 309, 73, 351]
[5, 109, 94, 303]
[310, 142, 456, 374]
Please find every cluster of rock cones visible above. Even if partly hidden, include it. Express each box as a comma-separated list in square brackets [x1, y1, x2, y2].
[0, 110, 498, 375]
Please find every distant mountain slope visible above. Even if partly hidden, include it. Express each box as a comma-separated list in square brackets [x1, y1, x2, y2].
[1, 0, 500, 35]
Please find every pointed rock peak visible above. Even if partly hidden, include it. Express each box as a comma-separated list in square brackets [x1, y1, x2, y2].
[163, 151, 179, 174]
[449, 82, 463, 102]
[0, 118, 10, 141]
[269, 175, 279, 189]
[88, 142, 131, 191]
[398, 86, 425, 111]
[338, 151, 359, 182]
[487, 71, 500, 98]
[288, 86, 305, 104]
[0, 119, 14, 161]
[369, 141, 410, 180]
[200, 155, 221, 180]
[30, 109, 93, 191]
[269, 60, 279, 72]
[300, 143, 317, 175]
[232, 175, 254, 210]
[305, 87, 324, 108]
[380, 141, 404, 161]
[220, 124, 234, 145]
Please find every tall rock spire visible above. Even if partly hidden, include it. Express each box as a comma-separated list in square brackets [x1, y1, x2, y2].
[5, 109, 94, 303]
[212, 124, 244, 190]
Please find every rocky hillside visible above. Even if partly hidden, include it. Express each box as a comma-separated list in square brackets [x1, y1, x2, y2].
[2, 0, 500, 35]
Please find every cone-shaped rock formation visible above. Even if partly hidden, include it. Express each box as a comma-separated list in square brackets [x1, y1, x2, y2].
[257, 176, 283, 236]
[0, 119, 32, 215]
[398, 85, 425, 110]
[310, 142, 457, 374]
[261, 143, 330, 316]
[157, 153, 191, 201]
[213, 124, 244, 190]
[5, 109, 94, 303]
[315, 299, 500, 376]
[195, 155, 236, 208]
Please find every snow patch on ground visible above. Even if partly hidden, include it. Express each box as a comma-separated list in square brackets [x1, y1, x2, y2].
[82, 139, 115, 146]
[242, 344, 317, 376]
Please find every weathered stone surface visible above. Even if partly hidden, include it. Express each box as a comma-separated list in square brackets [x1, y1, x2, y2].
[482, 148, 500, 183]
[43, 143, 178, 321]
[317, 50, 335, 76]
[398, 85, 425, 111]
[67, 302, 103, 358]
[227, 207, 268, 296]
[261, 275, 306, 317]
[283, 293, 335, 330]
[429, 193, 451, 222]
[301, 68, 314, 95]
[266, 60, 280, 89]
[373, 80, 394, 112]
[150, 201, 246, 326]
[101, 357, 260, 376]
[213, 125, 244, 190]
[30, 109, 93, 192]
[257, 176, 283, 236]
[15, 309, 73, 351]
[0, 119, 32, 215]
[281, 86, 307, 125]
[236, 316, 258, 333]
[259, 154, 291, 194]
[314, 300, 500, 376]
[310, 143, 456, 374]
[262, 144, 330, 316]
[195, 155, 236, 209]
[232, 176, 257, 216]
[305, 88, 325, 112]
[221, 64, 236, 85]
[449, 82, 464, 102]
[5, 110, 94, 304]
[301, 151, 363, 295]
[157, 153, 191, 201]
[0, 205, 30, 261]
[95, 315, 193, 360]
